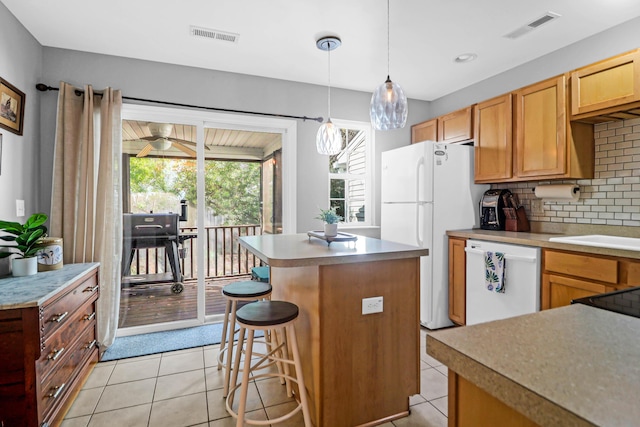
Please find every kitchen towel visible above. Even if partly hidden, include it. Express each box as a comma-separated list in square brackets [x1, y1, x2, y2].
[485, 251, 506, 293]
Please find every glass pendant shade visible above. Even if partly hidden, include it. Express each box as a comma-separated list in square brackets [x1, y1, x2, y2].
[370, 76, 408, 130]
[316, 119, 342, 155]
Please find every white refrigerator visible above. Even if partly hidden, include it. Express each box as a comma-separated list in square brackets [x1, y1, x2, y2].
[381, 141, 489, 329]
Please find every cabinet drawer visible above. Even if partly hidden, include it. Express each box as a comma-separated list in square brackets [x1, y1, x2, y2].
[37, 300, 96, 382]
[39, 325, 97, 418]
[544, 250, 618, 284]
[41, 273, 99, 339]
[542, 274, 617, 309]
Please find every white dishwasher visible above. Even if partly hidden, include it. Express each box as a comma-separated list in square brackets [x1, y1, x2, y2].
[465, 239, 541, 325]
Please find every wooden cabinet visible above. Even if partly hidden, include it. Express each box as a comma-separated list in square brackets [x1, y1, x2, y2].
[514, 75, 594, 180]
[474, 94, 513, 182]
[541, 250, 639, 309]
[0, 265, 99, 427]
[411, 106, 474, 144]
[411, 119, 436, 143]
[571, 49, 640, 120]
[448, 372, 539, 427]
[437, 106, 474, 143]
[475, 77, 594, 183]
[514, 76, 566, 178]
[448, 237, 467, 325]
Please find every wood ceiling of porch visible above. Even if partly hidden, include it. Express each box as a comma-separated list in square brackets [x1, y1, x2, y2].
[122, 120, 282, 160]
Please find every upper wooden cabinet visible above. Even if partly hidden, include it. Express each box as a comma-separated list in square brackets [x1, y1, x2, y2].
[411, 106, 474, 144]
[571, 49, 640, 120]
[474, 93, 513, 182]
[475, 76, 594, 183]
[514, 76, 566, 178]
[411, 118, 437, 144]
[438, 106, 474, 143]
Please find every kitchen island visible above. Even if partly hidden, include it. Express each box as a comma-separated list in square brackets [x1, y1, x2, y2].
[427, 304, 640, 427]
[239, 233, 428, 427]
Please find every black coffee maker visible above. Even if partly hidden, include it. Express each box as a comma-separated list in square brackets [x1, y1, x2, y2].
[480, 189, 512, 230]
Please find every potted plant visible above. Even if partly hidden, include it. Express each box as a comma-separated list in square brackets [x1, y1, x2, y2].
[316, 207, 342, 237]
[0, 213, 48, 276]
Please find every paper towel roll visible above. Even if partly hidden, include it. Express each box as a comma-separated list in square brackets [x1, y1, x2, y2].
[534, 184, 580, 201]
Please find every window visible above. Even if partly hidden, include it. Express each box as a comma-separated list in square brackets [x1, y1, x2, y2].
[328, 120, 373, 225]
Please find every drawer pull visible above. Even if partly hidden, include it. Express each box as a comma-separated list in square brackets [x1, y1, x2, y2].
[47, 383, 66, 399]
[83, 285, 99, 293]
[83, 312, 96, 321]
[47, 347, 65, 361]
[86, 339, 97, 350]
[50, 312, 69, 323]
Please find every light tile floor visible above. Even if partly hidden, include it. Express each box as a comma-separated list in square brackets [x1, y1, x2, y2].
[62, 328, 447, 427]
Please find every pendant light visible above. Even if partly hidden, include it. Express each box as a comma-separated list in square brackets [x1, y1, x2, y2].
[316, 36, 342, 155]
[370, 0, 408, 130]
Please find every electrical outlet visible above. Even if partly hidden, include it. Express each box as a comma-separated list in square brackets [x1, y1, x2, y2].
[362, 296, 383, 315]
[531, 199, 544, 215]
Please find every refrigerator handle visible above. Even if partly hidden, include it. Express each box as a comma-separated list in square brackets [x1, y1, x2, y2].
[416, 204, 423, 247]
[416, 156, 425, 203]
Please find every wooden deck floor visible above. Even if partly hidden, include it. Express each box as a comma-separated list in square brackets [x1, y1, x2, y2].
[118, 276, 251, 329]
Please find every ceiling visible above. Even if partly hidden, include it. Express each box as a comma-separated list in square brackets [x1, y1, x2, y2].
[122, 120, 281, 160]
[4, 0, 640, 101]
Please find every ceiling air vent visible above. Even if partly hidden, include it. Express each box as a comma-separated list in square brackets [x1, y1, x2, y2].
[503, 11, 561, 39]
[190, 26, 239, 44]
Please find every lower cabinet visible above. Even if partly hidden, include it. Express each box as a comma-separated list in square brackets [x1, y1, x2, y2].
[541, 249, 640, 309]
[0, 265, 99, 427]
[448, 371, 539, 427]
[448, 237, 467, 325]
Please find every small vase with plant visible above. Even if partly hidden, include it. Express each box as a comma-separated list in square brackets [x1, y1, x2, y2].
[316, 207, 342, 237]
[0, 213, 48, 277]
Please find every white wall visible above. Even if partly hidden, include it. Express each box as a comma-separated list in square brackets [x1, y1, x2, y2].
[0, 2, 42, 275]
[38, 48, 430, 234]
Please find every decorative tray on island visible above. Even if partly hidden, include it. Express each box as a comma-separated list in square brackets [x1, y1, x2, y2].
[307, 231, 358, 246]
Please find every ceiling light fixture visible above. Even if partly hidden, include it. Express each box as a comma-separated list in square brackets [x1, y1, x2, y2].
[370, 0, 408, 131]
[316, 36, 343, 156]
[454, 53, 478, 63]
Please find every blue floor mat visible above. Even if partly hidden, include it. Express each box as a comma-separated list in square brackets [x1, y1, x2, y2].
[102, 323, 228, 361]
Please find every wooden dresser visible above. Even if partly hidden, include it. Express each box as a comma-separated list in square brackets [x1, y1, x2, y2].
[0, 263, 99, 427]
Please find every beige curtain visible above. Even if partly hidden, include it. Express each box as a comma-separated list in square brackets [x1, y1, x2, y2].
[50, 82, 122, 349]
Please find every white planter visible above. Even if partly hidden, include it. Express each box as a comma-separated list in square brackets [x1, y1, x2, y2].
[324, 223, 338, 237]
[12, 257, 38, 277]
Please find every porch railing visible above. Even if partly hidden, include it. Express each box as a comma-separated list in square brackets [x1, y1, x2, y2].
[127, 224, 263, 280]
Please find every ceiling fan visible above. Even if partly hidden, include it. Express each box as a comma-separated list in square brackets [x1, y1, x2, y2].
[126, 123, 198, 158]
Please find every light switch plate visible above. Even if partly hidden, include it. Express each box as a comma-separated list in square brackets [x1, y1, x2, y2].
[16, 199, 25, 217]
[362, 296, 383, 315]
[531, 199, 544, 215]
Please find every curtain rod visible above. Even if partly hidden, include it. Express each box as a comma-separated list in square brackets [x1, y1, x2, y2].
[35, 83, 323, 123]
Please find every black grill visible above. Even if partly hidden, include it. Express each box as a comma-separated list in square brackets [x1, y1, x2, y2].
[121, 213, 187, 293]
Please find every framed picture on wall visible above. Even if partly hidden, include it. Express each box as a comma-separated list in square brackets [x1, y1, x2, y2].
[0, 78, 25, 136]
[0, 133, 2, 175]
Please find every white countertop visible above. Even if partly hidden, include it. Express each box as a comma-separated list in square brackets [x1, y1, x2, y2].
[427, 304, 640, 427]
[0, 263, 99, 309]
[238, 233, 428, 267]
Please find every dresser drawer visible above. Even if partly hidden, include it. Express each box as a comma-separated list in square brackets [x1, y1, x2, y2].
[37, 300, 96, 382]
[544, 250, 618, 284]
[41, 273, 99, 339]
[39, 324, 97, 419]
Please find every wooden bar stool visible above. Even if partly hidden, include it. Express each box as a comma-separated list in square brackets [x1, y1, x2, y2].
[217, 280, 273, 397]
[226, 300, 312, 427]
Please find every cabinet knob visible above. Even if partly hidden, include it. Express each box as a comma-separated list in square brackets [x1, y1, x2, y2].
[50, 312, 68, 323]
[86, 340, 97, 350]
[83, 312, 96, 321]
[47, 383, 66, 399]
[47, 347, 65, 361]
[83, 285, 99, 293]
